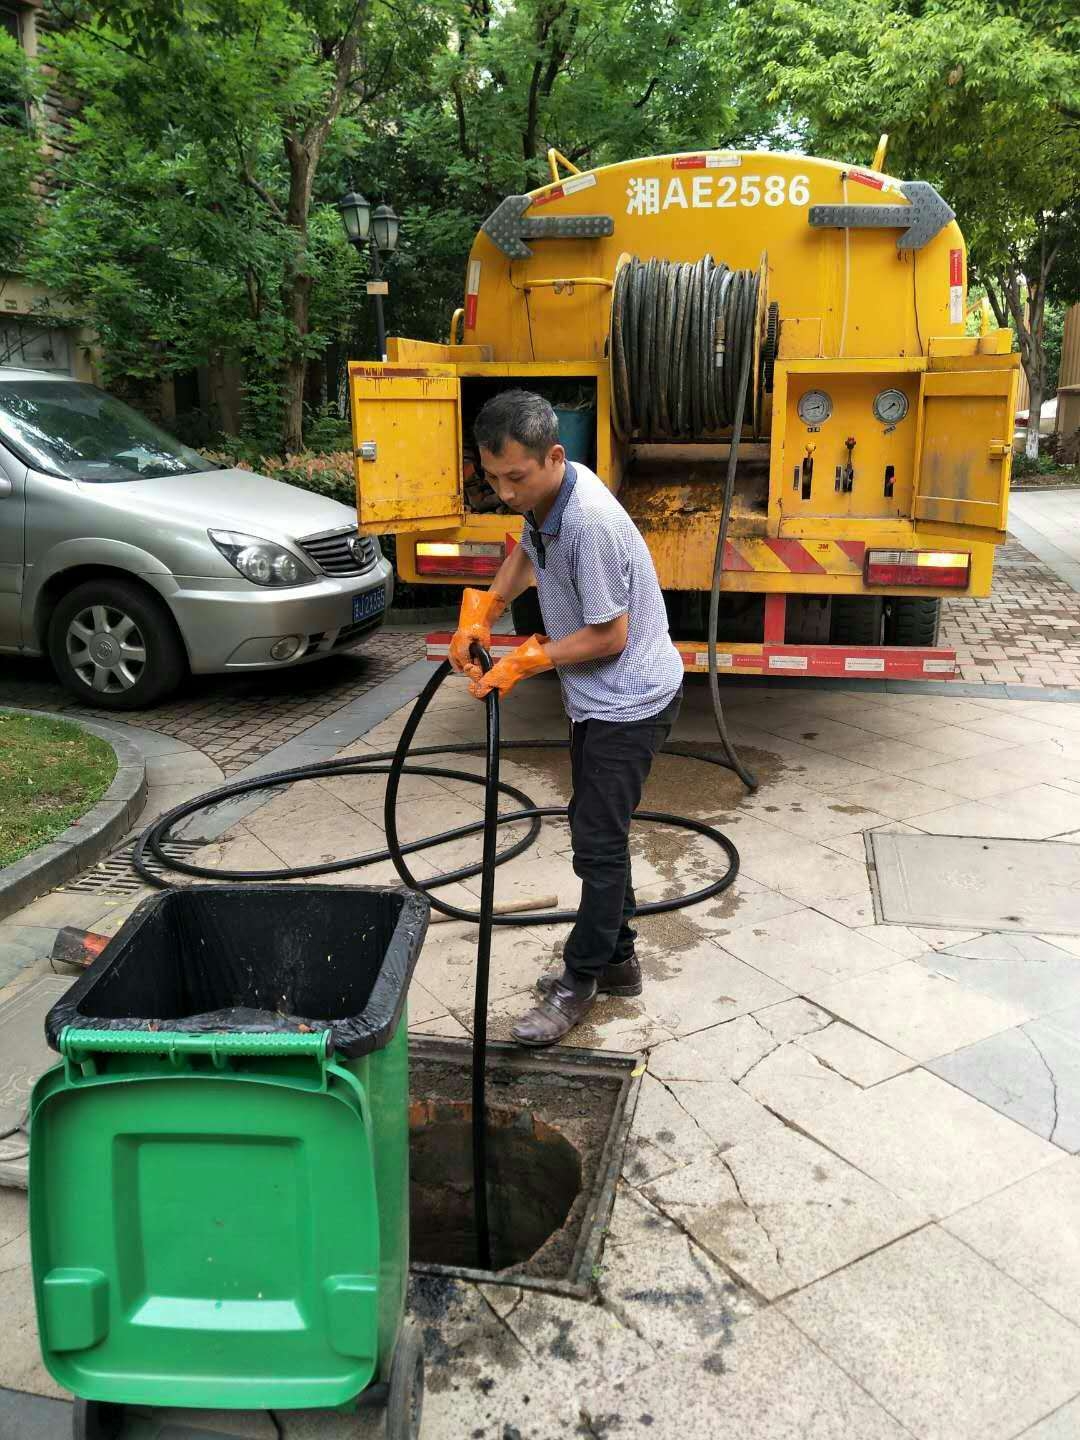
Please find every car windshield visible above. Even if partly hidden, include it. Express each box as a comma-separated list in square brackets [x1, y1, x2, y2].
[0, 379, 218, 482]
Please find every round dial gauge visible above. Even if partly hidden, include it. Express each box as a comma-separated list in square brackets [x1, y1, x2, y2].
[797, 389, 832, 425]
[873, 388, 909, 424]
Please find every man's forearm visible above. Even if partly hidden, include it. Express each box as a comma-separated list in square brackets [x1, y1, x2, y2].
[489, 544, 535, 605]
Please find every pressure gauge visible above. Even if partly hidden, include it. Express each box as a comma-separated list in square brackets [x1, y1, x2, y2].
[797, 390, 832, 425]
[873, 388, 909, 425]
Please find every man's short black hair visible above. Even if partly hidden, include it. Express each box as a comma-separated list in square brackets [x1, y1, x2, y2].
[474, 389, 560, 462]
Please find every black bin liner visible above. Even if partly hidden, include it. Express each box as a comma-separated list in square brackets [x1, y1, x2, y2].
[45, 884, 430, 1059]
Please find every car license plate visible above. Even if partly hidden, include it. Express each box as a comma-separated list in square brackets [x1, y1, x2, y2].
[353, 587, 387, 623]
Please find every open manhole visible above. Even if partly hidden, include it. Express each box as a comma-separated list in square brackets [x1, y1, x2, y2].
[408, 1036, 641, 1297]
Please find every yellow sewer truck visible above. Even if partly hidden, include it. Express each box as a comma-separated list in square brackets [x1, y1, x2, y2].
[349, 144, 1018, 681]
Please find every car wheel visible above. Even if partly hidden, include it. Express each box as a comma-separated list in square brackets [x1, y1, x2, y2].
[48, 578, 186, 710]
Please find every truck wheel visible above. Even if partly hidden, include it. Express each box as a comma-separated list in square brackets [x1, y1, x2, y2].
[886, 597, 941, 647]
[385, 1320, 424, 1440]
[510, 589, 544, 636]
[73, 1399, 124, 1440]
[48, 578, 186, 711]
[830, 596, 884, 645]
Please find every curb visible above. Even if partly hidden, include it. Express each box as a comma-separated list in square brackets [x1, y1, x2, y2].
[0, 709, 148, 922]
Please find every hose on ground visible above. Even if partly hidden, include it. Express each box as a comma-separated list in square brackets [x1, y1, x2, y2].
[133, 656, 744, 1271]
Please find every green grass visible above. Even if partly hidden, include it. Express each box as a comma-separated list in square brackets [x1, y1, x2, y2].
[0, 711, 118, 868]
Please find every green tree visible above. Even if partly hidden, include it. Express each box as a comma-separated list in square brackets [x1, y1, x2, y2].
[0, 28, 40, 278]
[33, 0, 438, 451]
[345, 0, 770, 347]
[739, 0, 1080, 457]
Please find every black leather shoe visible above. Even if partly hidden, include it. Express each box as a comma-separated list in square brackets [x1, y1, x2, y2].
[537, 955, 642, 999]
[511, 979, 598, 1047]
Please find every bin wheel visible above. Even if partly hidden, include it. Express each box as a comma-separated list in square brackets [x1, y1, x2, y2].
[385, 1320, 425, 1439]
[73, 1398, 124, 1440]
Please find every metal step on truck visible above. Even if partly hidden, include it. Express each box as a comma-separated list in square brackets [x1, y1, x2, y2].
[348, 141, 1019, 683]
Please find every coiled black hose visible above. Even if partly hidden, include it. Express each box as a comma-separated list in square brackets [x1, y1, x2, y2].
[610, 253, 761, 791]
[611, 256, 760, 441]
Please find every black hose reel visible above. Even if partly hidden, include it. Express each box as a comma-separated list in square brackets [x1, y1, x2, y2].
[609, 253, 778, 443]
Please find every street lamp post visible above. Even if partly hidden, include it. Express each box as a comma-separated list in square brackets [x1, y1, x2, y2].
[337, 190, 400, 362]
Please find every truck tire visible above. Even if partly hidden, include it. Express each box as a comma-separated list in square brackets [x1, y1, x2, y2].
[830, 596, 884, 646]
[48, 577, 187, 710]
[886, 597, 941, 647]
[73, 1399, 124, 1440]
[510, 589, 544, 636]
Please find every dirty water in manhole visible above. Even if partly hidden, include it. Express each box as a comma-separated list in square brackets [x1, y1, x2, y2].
[407, 1037, 641, 1297]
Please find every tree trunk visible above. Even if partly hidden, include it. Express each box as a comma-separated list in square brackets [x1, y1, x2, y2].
[277, 18, 365, 454]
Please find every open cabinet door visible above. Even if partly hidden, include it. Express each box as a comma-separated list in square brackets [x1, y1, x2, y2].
[349, 363, 464, 535]
[913, 369, 1017, 536]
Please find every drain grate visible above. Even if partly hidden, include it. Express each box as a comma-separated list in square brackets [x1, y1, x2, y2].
[60, 839, 204, 896]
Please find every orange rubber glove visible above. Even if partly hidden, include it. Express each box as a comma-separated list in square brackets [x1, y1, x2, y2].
[469, 635, 553, 700]
[449, 587, 507, 677]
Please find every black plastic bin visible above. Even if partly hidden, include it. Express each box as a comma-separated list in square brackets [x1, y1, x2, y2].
[45, 883, 431, 1055]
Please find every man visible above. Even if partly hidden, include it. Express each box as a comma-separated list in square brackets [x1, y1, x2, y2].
[448, 389, 684, 1046]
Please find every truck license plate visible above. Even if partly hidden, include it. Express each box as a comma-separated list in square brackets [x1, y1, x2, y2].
[353, 587, 386, 623]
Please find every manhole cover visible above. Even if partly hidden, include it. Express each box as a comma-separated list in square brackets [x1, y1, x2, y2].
[59, 840, 204, 896]
[871, 832, 1080, 934]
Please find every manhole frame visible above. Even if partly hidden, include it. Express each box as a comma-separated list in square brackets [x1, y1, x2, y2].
[407, 1035, 642, 1299]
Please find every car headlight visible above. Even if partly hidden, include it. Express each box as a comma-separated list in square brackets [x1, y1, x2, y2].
[208, 530, 315, 587]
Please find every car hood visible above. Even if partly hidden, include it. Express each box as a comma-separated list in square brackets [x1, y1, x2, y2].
[74, 466, 357, 541]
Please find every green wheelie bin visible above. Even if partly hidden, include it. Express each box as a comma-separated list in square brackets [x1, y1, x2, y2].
[28, 883, 430, 1440]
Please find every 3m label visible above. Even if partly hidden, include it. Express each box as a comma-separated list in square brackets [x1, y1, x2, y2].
[562, 173, 597, 194]
[950, 286, 963, 324]
[845, 656, 886, 673]
[769, 654, 809, 670]
[923, 659, 954, 673]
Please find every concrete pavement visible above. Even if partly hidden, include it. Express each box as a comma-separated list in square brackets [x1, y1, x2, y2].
[4, 665, 1080, 1438]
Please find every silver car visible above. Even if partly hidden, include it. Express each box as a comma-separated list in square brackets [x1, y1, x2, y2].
[0, 368, 392, 709]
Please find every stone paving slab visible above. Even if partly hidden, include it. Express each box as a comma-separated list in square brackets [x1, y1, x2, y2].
[798, 1068, 1062, 1219]
[645, 1127, 926, 1302]
[929, 1014, 1080, 1151]
[943, 1157, 1080, 1328]
[574, 1308, 914, 1440]
[781, 1225, 1080, 1440]
[920, 932, 1080, 1016]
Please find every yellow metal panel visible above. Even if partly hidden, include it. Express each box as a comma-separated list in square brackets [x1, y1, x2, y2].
[387, 337, 492, 363]
[462, 153, 964, 364]
[778, 318, 823, 359]
[349, 365, 464, 535]
[776, 364, 922, 525]
[913, 369, 1017, 533]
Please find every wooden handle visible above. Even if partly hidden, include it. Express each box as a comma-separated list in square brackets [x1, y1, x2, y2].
[429, 894, 559, 925]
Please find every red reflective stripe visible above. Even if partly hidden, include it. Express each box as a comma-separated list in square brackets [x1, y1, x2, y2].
[674, 155, 706, 170]
[837, 541, 866, 565]
[950, 248, 963, 286]
[531, 186, 564, 206]
[766, 538, 826, 574]
[464, 294, 478, 328]
[849, 170, 885, 190]
[722, 541, 753, 571]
